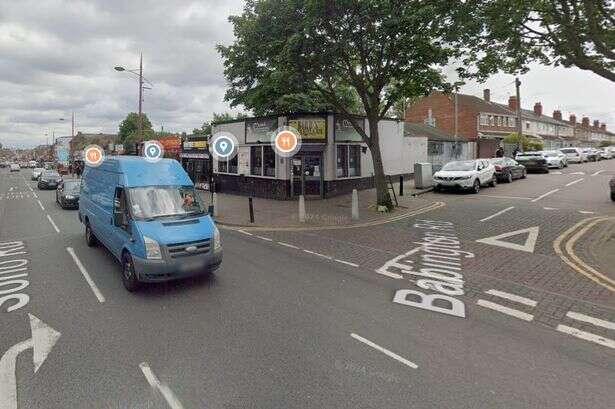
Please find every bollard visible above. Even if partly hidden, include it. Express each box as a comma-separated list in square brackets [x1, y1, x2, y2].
[249, 197, 255, 223]
[212, 192, 218, 217]
[299, 195, 306, 223]
[351, 189, 359, 221]
[399, 175, 404, 197]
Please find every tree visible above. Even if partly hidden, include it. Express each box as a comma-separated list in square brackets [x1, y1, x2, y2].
[599, 140, 613, 147]
[468, 0, 615, 82]
[218, 0, 467, 208]
[118, 112, 154, 147]
[192, 112, 250, 136]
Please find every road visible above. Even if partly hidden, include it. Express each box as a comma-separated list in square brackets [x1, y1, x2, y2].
[1, 161, 614, 409]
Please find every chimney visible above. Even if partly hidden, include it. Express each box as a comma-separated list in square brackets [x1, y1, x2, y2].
[582, 117, 590, 127]
[569, 114, 576, 125]
[600, 123, 607, 131]
[593, 119, 600, 128]
[508, 96, 517, 111]
[533, 102, 542, 116]
[553, 110, 562, 121]
[483, 89, 490, 102]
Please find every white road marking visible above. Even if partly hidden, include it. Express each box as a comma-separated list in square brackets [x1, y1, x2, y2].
[476, 226, 540, 253]
[550, 171, 563, 175]
[591, 170, 604, 176]
[139, 362, 185, 409]
[578, 210, 595, 215]
[531, 189, 560, 202]
[480, 206, 515, 222]
[256, 236, 273, 242]
[278, 242, 300, 249]
[556, 325, 615, 349]
[46, 215, 60, 233]
[476, 299, 534, 321]
[543, 207, 559, 210]
[485, 289, 538, 307]
[480, 195, 533, 200]
[335, 259, 360, 267]
[376, 246, 422, 279]
[350, 333, 418, 369]
[66, 247, 105, 303]
[566, 311, 615, 330]
[565, 178, 584, 187]
[569, 171, 585, 175]
[237, 230, 253, 236]
[303, 249, 332, 259]
[36, 200, 44, 211]
[9, 187, 13, 192]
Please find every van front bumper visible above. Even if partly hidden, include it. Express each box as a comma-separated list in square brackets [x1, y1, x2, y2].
[132, 250, 223, 282]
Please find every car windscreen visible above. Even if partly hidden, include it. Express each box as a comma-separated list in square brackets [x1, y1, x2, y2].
[63, 181, 81, 193]
[441, 161, 476, 171]
[560, 149, 576, 153]
[489, 158, 506, 165]
[128, 186, 206, 220]
[517, 153, 542, 157]
[543, 151, 558, 157]
[42, 172, 60, 179]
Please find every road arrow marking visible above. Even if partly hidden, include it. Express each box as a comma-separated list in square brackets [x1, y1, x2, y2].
[0, 314, 61, 409]
[476, 226, 540, 253]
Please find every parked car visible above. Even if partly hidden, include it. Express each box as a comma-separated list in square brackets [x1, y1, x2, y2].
[0, 162, 7, 168]
[31, 167, 45, 180]
[488, 157, 527, 183]
[37, 170, 62, 189]
[9, 163, 20, 172]
[559, 147, 585, 164]
[56, 179, 81, 209]
[582, 148, 599, 162]
[597, 149, 612, 160]
[433, 159, 497, 194]
[514, 152, 549, 173]
[539, 150, 567, 168]
[611, 176, 615, 201]
[78, 156, 223, 291]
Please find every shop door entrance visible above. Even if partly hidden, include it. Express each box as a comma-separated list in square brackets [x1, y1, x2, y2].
[291, 154, 324, 198]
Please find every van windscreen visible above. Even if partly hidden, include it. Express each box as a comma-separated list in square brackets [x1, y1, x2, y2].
[128, 186, 206, 220]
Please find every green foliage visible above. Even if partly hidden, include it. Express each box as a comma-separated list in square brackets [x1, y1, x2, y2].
[465, 0, 615, 82]
[599, 140, 613, 147]
[193, 112, 249, 136]
[118, 112, 154, 146]
[503, 133, 544, 151]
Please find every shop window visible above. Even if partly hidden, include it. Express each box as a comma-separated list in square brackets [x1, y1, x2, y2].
[250, 146, 262, 176]
[336, 144, 361, 178]
[250, 145, 275, 177]
[218, 156, 238, 174]
[263, 146, 275, 177]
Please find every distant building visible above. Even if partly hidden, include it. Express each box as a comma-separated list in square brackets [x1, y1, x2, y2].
[404, 122, 475, 171]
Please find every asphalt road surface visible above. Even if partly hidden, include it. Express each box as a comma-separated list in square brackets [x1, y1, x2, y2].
[1, 161, 614, 409]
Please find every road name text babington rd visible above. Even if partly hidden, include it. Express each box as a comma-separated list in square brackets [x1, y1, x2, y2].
[0, 241, 30, 313]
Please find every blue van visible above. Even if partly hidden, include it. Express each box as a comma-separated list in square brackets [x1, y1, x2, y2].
[78, 156, 222, 291]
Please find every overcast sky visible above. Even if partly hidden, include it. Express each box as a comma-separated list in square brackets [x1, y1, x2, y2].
[1, 0, 614, 148]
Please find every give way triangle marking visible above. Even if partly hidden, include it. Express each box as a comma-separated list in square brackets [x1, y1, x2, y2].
[475, 226, 540, 253]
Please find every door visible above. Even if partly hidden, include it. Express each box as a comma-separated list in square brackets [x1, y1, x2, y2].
[109, 187, 132, 257]
[291, 155, 324, 198]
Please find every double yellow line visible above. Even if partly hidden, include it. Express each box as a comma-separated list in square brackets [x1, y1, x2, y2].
[553, 216, 615, 292]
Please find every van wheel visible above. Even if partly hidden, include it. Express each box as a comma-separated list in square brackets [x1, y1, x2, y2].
[85, 222, 98, 247]
[121, 252, 140, 292]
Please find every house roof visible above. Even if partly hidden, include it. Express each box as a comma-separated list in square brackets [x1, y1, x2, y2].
[455, 93, 515, 116]
[404, 122, 469, 142]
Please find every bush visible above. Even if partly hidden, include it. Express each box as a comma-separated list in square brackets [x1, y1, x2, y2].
[503, 133, 544, 151]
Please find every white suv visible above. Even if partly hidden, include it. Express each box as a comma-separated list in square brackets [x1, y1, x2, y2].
[433, 159, 496, 194]
[559, 147, 585, 164]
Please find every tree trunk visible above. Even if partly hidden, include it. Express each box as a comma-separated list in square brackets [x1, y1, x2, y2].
[367, 116, 393, 209]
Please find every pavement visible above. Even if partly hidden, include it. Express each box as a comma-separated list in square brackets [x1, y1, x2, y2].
[1, 161, 614, 409]
[199, 180, 435, 229]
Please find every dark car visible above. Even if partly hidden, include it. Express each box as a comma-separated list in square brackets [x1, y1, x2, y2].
[489, 157, 527, 183]
[56, 179, 81, 209]
[610, 176, 615, 202]
[37, 170, 62, 189]
[514, 152, 549, 173]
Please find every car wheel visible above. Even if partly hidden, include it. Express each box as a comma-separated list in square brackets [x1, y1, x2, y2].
[433, 185, 440, 192]
[121, 252, 140, 292]
[85, 222, 98, 247]
[611, 192, 615, 202]
[521, 169, 527, 179]
[472, 179, 480, 194]
[489, 176, 497, 187]
[506, 172, 513, 183]
[559, 161, 564, 169]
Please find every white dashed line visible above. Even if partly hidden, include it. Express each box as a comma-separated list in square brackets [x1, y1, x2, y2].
[351, 333, 418, 369]
[565, 178, 584, 187]
[278, 242, 300, 249]
[303, 249, 332, 259]
[256, 236, 273, 242]
[543, 207, 559, 210]
[476, 299, 534, 321]
[480, 206, 515, 222]
[591, 170, 604, 176]
[334, 259, 359, 267]
[578, 210, 595, 215]
[485, 289, 537, 307]
[37, 200, 45, 211]
[66, 247, 105, 303]
[566, 311, 615, 330]
[139, 362, 185, 409]
[531, 189, 560, 202]
[556, 325, 615, 349]
[237, 230, 253, 236]
[46, 214, 60, 233]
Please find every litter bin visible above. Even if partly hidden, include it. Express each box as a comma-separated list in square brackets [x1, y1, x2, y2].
[414, 163, 433, 189]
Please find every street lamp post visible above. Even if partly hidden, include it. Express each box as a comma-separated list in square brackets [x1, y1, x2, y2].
[115, 53, 151, 146]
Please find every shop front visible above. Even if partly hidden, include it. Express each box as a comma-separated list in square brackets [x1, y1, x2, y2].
[181, 136, 211, 190]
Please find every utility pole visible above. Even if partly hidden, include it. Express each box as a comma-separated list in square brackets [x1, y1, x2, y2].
[454, 91, 459, 142]
[138, 53, 143, 142]
[515, 77, 522, 151]
[71, 112, 75, 137]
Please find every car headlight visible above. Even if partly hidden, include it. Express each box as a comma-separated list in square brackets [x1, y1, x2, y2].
[213, 225, 222, 251]
[143, 236, 162, 260]
[459, 176, 472, 180]
[65, 195, 74, 199]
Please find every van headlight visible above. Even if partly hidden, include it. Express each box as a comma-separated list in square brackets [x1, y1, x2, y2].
[213, 225, 222, 251]
[143, 236, 162, 260]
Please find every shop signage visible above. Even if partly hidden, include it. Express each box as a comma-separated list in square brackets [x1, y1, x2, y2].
[158, 135, 182, 153]
[288, 117, 326, 140]
[246, 118, 278, 143]
[335, 116, 364, 142]
[183, 140, 208, 149]
[180, 152, 209, 159]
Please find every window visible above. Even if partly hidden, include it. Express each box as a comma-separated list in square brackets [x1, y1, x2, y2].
[428, 141, 444, 155]
[336, 144, 362, 178]
[479, 114, 488, 126]
[526, 122, 530, 130]
[509, 118, 516, 128]
[488, 116, 494, 126]
[250, 145, 276, 177]
[498, 116, 503, 127]
[217, 155, 238, 174]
